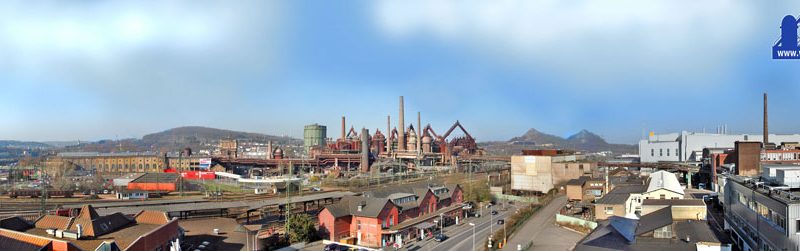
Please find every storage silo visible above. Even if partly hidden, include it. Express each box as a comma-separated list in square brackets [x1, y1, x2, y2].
[303, 124, 327, 155]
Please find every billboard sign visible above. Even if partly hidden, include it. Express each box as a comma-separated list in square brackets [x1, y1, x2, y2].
[199, 158, 212, 169]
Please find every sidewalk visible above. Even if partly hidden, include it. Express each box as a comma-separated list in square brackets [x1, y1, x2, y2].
[502, 195, 582, 250]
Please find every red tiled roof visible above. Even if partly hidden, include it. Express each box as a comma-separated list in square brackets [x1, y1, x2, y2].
[0, 228, 52, 249]
[133, 210, 170, 225]
[77, 205, 100, 220]
[68, 213, 132, 237]
[34, 215, 73, 230]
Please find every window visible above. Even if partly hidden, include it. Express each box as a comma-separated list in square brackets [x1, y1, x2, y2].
[667, 149, 670, 156]
[796, 219, 800, 232]
[651, 149, 654, 156]
[659, 149, 663, 156]
[357, 220, 362, 230]
[653, 225, 673, 238]
[604, 206, 614, 215]
[660, 194, 665, 199]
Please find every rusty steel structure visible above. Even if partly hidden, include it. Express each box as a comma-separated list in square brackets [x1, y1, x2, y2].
[216, 96, 485, 176]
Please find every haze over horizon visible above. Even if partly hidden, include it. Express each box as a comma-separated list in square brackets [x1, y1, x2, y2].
[4, 1, 800, 143]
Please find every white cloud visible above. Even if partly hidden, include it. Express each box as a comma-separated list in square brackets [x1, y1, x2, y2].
[0, 1, 284, 90]
[373, 0, 759, 87]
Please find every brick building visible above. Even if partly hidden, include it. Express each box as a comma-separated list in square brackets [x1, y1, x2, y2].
[318, 183, 463, 248]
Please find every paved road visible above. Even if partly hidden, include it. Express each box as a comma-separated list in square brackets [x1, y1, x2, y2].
[502, 196, 582, 251]
[401, 205, 514, 251]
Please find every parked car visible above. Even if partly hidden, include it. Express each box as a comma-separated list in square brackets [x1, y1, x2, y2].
[491, 210, 498, 215]
[497, 219, 505, 225]
[434, 234, 448, 242]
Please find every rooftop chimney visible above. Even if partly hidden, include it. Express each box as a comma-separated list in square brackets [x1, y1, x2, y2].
[398, 96, 406, 151]
[764, 92, 769, 147]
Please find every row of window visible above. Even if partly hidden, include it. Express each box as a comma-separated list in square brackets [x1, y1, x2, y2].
[734, 190, 787, 232]
[650, 148, 679, 157]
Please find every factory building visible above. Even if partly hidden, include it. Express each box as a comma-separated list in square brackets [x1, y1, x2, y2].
[321, 96, 483, 171]
[50, 152, 166, 174]
[639, 132, 800, 163]
[641, 93, 800, 164]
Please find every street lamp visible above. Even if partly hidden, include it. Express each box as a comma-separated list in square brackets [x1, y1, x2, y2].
[490, 209, 494, 234]
[469, 222, 476, 251]
[439, 213, 444, 235]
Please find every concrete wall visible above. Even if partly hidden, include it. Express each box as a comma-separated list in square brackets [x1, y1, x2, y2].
[551, 162, 594, 185]
[556, 214, 597, 229]
[511, 155, 553, 192]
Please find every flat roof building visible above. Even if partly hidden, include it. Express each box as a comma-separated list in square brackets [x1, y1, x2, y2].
[721, 169, 800, 250]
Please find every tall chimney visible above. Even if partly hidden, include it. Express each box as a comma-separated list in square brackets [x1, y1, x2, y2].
[417, 111, 422, 152]
[387, 115, 392, 153]
[764, 92, 769, 148]
[267, 141, 273, 160]
[360, 128, 370, 172]
[341, 116, 346, 140]
[398, 96, 406, 151]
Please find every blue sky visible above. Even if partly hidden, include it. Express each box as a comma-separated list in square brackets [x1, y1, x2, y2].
[2, 1, 800, 143]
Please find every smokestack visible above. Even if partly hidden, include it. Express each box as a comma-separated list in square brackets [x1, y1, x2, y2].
[267, 141, 273, 160]
[341, 116, 346, 140]
[387, 115, 392, 153]
[764, 92, 769, 147]
[398, 96, 405, 151]
[360, 128, 370, 172]
[417, 111, 421, 152]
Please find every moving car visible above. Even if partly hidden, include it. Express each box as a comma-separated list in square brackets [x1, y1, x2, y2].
[434, 234, 448, 242]
[491, 210, 498, 215]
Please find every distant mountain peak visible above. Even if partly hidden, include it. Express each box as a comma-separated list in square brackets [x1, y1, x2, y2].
[566, 129, 607, 145]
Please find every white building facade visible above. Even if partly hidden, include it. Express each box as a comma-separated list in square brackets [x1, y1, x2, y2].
[639, 131, 800, 163]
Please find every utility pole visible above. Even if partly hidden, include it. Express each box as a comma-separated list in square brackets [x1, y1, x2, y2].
[39, 165, 47, 216]
[284, 176, 292, 239]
